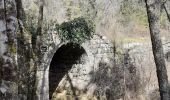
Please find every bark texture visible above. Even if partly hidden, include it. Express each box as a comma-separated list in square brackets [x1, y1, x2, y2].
[15, 0, 35, 99]
[0, 0, 18, 99]
[35, 0, 45, 99]
[145, 0, 169, 100]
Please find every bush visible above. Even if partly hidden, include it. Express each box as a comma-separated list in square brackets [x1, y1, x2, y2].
[55, 17, 95, 44]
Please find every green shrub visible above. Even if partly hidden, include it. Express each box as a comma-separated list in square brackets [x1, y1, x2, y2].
[55, 17, 95, 44]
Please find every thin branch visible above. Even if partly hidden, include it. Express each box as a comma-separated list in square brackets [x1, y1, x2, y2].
[163, 3, 170, 22]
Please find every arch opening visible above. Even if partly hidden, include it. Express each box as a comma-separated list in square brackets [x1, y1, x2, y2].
[49, 43, 87, 99]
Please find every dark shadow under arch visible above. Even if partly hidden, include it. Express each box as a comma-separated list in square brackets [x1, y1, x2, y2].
[49, 43, 87, 99]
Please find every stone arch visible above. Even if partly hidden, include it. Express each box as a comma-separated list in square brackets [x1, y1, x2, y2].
[48, 43, 89, 99]
[36, 34, 113, 100]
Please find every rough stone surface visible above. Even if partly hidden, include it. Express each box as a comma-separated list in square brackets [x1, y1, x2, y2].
[35, 32, 115, 100]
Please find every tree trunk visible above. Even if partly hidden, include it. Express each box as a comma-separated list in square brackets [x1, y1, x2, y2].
[35, 0, 45, 99]
[0, 0, 18, 99]
[145, 0, 169, 100]
[15, 0, 35, 99]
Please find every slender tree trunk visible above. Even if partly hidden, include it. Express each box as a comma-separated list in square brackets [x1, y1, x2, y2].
[35, 0, 44, 99]
[15, 1, 26, 98]
[15, 0, 35, 99]
[33, 0, 44, 57]
[145, 0, 169, 100]
[0, 0, 18, 99]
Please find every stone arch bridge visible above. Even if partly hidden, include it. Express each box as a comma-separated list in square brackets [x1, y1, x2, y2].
[36, 33, 114, 100]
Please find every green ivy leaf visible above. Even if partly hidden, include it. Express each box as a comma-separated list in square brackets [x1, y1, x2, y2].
[55, 17, 95, 44]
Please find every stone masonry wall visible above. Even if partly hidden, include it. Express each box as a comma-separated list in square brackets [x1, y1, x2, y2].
[35, 33, 115, 100]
